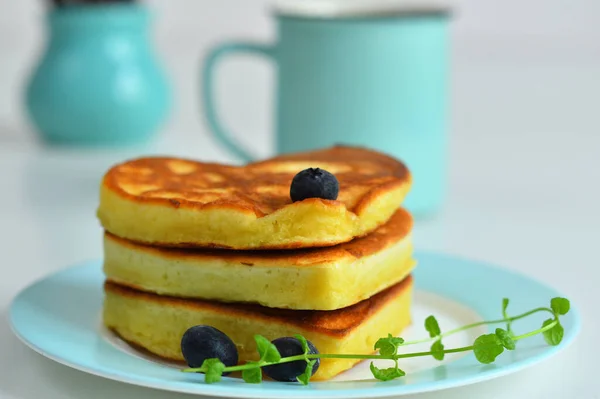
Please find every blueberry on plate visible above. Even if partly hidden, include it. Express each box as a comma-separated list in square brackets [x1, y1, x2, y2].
[263, 337, 320, 382]
[180, 325, 238, 372]
[290, 168, 339, 202]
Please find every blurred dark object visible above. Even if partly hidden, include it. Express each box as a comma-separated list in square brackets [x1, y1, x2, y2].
[53, 0, 135, 6]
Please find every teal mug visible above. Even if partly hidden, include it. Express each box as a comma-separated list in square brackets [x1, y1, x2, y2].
[203, 3, 451, 216]
[25, 4, 171, 146]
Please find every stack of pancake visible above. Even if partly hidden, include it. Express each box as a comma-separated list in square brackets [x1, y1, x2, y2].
[98, 145, 415, 380]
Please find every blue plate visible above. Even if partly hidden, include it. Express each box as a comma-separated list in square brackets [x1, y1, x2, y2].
[9, 252, 580, 398]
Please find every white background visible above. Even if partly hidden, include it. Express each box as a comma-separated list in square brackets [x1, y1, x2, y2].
[0, 0, 599, 398]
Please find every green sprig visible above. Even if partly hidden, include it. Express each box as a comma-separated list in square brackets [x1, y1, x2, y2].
[241, 363, 262, 384]
[297, 360, 317, 385]
[374, 334, 404, 356]
[255, 334, 281, 363]
[430, 340, 445, 360]
[370, 362, 405, 381]
[182, 297, 571, 385]
[495, 328, 516, 350]
[424, 315, 444, 361]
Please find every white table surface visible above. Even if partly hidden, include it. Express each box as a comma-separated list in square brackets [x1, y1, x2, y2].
[0, 125, 597, 399]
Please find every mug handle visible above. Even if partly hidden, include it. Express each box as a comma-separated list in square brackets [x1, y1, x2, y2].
[202, 42, 276, 162]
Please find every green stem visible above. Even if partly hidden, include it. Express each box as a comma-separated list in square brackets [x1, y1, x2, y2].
[182, 309, 560, 375]
[402, 307, 554, 346]
[308, 346, 476, 361]
[513, 319, 557, 341]
[503, 303, 512, 335]
[183, 346, 478, 374]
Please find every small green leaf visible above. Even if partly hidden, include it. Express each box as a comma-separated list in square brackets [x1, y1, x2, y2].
[254, 335, 281, 363]
[425, 315, 441, 338]
[374, 334, 405, 356]
[431, 340, 445, 361]
[495, 328, 516, 350]
[201, 358, 226, 384]
[502, 298, 509, 313]
[473, 334, 504, 364]
[551, 298, 570, 316]
[296, 360, 317, 385]
[242, 364, 262, 384]
[369, 362, 406, 381]
[294, 334, 309, 355]
[542, 319, 564, 346]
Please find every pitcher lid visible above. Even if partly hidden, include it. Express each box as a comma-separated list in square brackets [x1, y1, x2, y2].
[273, 0, 452, 17]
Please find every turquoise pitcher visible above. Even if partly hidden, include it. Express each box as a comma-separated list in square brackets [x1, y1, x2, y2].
[25, 4, 171, 146]
[203, 3, 451, 216]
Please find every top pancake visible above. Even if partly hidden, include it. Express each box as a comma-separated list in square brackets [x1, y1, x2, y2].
[97, 145, 411, 249]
